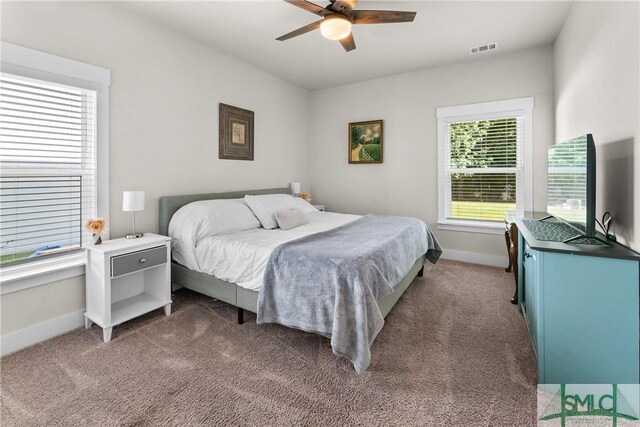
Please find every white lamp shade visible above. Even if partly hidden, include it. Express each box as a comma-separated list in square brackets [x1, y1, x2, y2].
[320, 16, 352, 40]
[123, 191, 145, 212]
[290, 182, 301, 194]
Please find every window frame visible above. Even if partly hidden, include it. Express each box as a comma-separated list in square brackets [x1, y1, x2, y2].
[436, 97, 533, 234]
[0, 42, 110, 290]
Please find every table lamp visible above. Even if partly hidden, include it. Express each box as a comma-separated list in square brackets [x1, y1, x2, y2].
[290, 182, 301, 197]
[123, 191, 144, 239]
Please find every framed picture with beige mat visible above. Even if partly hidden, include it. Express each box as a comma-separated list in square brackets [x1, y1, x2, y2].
[219, 103, 254, 161]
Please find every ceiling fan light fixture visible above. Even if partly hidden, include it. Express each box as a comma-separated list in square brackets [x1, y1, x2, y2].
[320, 16, 352, 40]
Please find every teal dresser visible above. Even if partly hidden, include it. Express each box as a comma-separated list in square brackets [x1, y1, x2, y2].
[515, 212, 640, 384]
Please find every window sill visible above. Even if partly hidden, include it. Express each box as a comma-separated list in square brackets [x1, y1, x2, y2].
[437, 219, 505, 235]
[0, 252, 86, 295]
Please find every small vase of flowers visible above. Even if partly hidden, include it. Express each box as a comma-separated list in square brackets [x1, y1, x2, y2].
[85, 218, 107, 245]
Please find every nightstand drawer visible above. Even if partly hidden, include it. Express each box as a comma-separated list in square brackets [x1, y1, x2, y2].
[111, 245, 166, 277]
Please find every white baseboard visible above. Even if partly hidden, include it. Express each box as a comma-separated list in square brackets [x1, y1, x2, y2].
[0, 309, 85, 357]
[441, 249, 508, 268]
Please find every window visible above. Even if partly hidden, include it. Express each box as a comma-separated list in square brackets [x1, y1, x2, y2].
[437, 98, 533, 233]
[0, 74, 97, 265]
[0, 42, 109, 273]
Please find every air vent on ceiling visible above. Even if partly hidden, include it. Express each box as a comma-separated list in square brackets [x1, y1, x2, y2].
[470, 43, 498, 55]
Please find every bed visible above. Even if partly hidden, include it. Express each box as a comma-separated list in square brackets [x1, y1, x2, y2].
[159, 187, 440, 372]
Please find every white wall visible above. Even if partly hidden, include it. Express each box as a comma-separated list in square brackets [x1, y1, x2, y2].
[554, 1, 640, 250]
[1, 276, 86, 355]
[0, 1, 311, 348]
[309, 46, 555, 260]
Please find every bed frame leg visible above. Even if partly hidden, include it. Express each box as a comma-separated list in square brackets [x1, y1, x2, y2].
[417, 266, 424, 277]
[237, 307, 244, 325]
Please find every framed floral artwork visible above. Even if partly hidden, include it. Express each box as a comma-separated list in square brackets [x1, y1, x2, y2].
[219, 103, 254, 160]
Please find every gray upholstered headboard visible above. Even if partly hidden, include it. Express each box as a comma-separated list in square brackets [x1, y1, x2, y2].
[158, 187, 290, 236]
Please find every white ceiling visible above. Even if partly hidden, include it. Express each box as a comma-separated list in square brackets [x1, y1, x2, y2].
[117, 0, 573, 90]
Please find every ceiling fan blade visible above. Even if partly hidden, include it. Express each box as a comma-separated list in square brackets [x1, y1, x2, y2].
[351, 10, 416, 24]
[276, 19, 323, 41]
[283, 0, 332, 17]
[339, 33, 356, 52]
[331, 0, 359, 15]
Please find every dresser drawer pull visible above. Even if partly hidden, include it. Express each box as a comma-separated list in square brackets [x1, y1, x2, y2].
[139, 258, 146, 263]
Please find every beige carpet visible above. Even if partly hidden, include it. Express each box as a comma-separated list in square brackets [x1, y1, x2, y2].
[1, 260, 537, 426]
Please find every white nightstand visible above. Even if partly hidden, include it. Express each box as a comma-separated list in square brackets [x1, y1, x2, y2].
[313, 204, 326, 212]
[85, 233, 172, 342]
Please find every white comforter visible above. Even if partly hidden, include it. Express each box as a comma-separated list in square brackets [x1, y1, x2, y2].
[172, 211, 359, 291]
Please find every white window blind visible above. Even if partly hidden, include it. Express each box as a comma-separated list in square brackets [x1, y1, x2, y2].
[444, 116, 524, 222]
[0, 73, 97, 266]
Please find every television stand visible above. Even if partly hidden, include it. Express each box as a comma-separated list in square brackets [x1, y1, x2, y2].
[514, 211, 640, 384]
[522, 218, 608, 246]
[536, 214, 610, 245]
[562, 233, 611, 246]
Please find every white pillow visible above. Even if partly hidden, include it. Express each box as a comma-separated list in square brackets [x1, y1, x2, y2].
[244, 194, 317, 229]
[169, 198, 262, 269]
[171, 198, 260, 241]
[274, 208, 309, 230]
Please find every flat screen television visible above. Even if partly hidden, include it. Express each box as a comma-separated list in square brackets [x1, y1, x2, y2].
[546, 134, 596, 237]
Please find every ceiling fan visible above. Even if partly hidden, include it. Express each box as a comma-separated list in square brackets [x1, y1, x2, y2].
[276, 0, 417, 52]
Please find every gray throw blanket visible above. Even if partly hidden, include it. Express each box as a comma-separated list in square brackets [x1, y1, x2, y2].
[257, 215, 441, 374]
